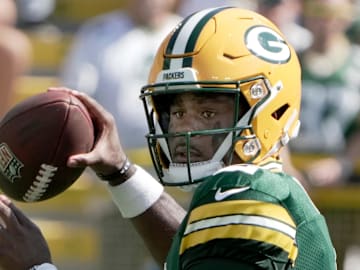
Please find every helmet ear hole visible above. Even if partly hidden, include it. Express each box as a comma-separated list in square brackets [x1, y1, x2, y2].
[238, 92, 250, 119]
[272, 104, 289, 120]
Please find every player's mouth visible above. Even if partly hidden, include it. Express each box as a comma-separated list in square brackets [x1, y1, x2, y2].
[171, 145, 203, 163]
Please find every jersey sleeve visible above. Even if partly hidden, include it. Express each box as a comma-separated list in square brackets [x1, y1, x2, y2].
[294, 215, 337, 270]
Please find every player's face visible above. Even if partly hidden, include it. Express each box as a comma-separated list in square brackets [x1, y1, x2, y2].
[167, 93, 235, 163]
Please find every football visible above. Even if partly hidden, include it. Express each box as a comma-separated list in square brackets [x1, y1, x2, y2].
[0, 91, 94, 202]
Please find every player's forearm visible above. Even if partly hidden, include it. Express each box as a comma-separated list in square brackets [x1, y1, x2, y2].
[131, 192, 186, 265]
[106, 165, 186, 265]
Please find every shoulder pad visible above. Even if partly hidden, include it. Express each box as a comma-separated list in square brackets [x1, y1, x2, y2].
[250, 169, 290, 201]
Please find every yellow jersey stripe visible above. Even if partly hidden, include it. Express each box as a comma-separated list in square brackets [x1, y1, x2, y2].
[180, 223, 298, 258]
[187, 200, 296, 228]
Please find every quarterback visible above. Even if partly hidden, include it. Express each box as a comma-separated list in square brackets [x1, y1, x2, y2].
[0, 7, 336, 270]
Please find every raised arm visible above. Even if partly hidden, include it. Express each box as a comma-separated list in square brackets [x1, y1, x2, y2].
[52, 88, 186, 265]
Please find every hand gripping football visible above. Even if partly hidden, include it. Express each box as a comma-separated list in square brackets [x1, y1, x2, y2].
[0, 91, 94, 202]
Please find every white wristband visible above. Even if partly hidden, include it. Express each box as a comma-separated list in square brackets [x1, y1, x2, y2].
[29, 263, 58, 270]
[107, 165, 164, 218]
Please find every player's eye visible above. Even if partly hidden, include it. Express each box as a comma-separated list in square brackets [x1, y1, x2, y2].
[202, 111, 215, 119]
[172, 111, 184, 119]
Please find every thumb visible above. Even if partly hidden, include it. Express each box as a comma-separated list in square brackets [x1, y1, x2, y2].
[67, 152, 98, 168]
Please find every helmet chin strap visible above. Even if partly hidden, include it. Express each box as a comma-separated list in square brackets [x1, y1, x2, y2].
[164, 160, 225, 185]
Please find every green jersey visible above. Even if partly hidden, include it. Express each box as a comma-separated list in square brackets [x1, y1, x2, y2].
[165, 163, 337, 270]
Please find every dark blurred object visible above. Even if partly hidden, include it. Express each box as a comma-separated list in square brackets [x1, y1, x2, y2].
[15, 0, 56, 26]
[257, 0, 283, 8]
[347, 18, 360, 45]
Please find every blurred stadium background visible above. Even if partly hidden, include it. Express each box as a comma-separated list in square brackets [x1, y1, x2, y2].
[7, 1, 360, 269]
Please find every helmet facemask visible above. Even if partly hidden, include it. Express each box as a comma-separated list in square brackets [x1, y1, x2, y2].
[141, 79, 265, 186]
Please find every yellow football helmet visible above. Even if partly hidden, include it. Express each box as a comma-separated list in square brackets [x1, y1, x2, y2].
[140, 7, 301, 186]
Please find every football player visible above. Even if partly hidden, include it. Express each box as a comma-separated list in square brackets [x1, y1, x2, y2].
[68, 6, 337, 270]
[0, 7, 336, 270]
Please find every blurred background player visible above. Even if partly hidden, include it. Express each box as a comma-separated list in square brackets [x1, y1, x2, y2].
[0, 0, 32, 117]
[60, 0, 181, 152]
[289, 0, 360, 187]
[287, 1, 360, 267]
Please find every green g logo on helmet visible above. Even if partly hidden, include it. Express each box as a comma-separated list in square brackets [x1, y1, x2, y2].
[245, 25, 291, 64]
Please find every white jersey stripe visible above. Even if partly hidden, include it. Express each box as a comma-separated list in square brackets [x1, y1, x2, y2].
[184, 214, 296, 240]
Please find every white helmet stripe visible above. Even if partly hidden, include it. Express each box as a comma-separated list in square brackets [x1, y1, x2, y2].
[164, 7, 232, 70]
[170, 8, 218, 69]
